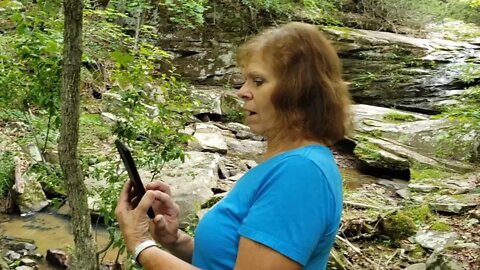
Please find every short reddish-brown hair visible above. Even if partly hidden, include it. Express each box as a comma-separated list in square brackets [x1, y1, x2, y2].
[236, 22, 352, 145]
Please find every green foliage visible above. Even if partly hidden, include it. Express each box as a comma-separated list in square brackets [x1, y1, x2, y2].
[79, 113, 112, 147]
[430, 220, 451, 231]
[437, 86, 480, 162]
[240, 0, 341, 25]
[0, 152, 15, 197]
[353, 139, 383, 162]
[342, 0, 480, 29]
[382, 211, 417, 241]
[405, 204, 432, 224]
[163, 0, 209, 28]
[27, 163, 66, 197]
[383, 112, 416, 123]
[457, 63, 480, 84]
[410, 167, 451, 181]
[471, 0, 480, 7]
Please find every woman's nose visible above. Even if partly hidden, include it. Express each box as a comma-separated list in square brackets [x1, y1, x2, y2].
[237, 83, 253, 100]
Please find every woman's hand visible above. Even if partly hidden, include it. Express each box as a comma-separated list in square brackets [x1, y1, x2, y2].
[146, 182, 181, 247]
[115, 181, 158, 251]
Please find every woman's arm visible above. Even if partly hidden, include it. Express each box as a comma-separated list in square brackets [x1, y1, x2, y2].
[160, 230, 194, 263]
[137, 246, 199, 270]
[234, 237, 302, 270]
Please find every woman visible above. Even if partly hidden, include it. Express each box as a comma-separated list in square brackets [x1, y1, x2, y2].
[115, 22, 351, 270]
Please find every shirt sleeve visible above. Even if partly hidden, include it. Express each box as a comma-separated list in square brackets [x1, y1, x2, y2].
[237, 155, 339, 265]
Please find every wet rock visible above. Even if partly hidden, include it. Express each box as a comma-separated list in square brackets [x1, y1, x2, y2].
[429, 195, 478, 214]
[415, 230, 458, 251]
[11, 158, 49, 214]
[19, 258, 36, 267]
[46, 249, 69, 269]
[6, 250, 21, 260]
[10, 242, 36, 252]
[409, 184, 440, 193]
[405, 263, 426, 270]
[426, 252, 464, 270]
[15, 266, 37, 270]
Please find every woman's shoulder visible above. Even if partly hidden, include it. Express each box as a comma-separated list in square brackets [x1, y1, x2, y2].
[268, 145, 335, 168]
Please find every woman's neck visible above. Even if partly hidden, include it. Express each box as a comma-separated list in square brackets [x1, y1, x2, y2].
[263, 133, 324, 160]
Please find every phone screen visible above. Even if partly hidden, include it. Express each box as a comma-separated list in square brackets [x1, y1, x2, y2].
[115, 140, 155, 218]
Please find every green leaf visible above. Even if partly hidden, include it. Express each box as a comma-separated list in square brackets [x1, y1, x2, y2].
[111, 51, 134, 68]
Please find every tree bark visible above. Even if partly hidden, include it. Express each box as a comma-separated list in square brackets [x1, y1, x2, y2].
[59, 0, 99, 269]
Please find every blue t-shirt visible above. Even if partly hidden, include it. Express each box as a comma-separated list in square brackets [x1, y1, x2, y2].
[192, 145, 343, 269]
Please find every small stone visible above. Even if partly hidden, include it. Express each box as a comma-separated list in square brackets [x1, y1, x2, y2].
[415, 230, 458, 251]
[404, 263, 426, 270]
[20, 258, 37, 267]
[217, 159, 230, 179]
[467, 218, 479, 227]
[378, 179, 404, 190]
[15, 266, 36, 270]
[396, 188, 411, 199]
[452, 242, 480, 250]
[244, 160, 258, 169]
[471, 208, 480, 219]
[6, 250, 21, 260]
[426, 252, 464, 270]
[228, 173, 244, 182]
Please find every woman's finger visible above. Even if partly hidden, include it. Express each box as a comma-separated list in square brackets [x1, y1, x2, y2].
[136, 190, 157, 214]
[117, 181, 133, 210]
[146, 181, 172, 196]
[154, 191, 177, 211]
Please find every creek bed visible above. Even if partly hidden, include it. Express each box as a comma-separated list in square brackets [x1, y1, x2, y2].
[0, 212, 122, 269]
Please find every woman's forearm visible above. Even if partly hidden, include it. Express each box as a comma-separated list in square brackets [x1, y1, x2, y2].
[162, 230, 195, 263]
[138, 246, 199, 270]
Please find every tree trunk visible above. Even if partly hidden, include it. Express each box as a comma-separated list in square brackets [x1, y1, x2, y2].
[59, 0, 99, 269]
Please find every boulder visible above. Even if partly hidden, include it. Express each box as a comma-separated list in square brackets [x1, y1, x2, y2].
[46, 249, 69, 269]
[11, 158, 49, 214]
[429, 195, 478, 214]
[189, 123, 228, 154]
[142, 151, 221, 224]
[224, 137, 265, 161]
[352, 104, 477, 174]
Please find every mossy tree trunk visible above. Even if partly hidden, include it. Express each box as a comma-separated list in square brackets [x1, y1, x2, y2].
[59, 0, 99, 269]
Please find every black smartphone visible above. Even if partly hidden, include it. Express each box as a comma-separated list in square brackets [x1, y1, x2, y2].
[115, 139, 155, 218]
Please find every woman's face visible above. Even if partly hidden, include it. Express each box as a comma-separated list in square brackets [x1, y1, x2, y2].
[237, 56, 279, 137]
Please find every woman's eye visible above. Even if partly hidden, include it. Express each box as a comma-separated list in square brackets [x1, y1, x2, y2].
[253, 78, 264, 86]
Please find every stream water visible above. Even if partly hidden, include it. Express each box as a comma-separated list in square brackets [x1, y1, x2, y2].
[0, 212, 122, 269]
